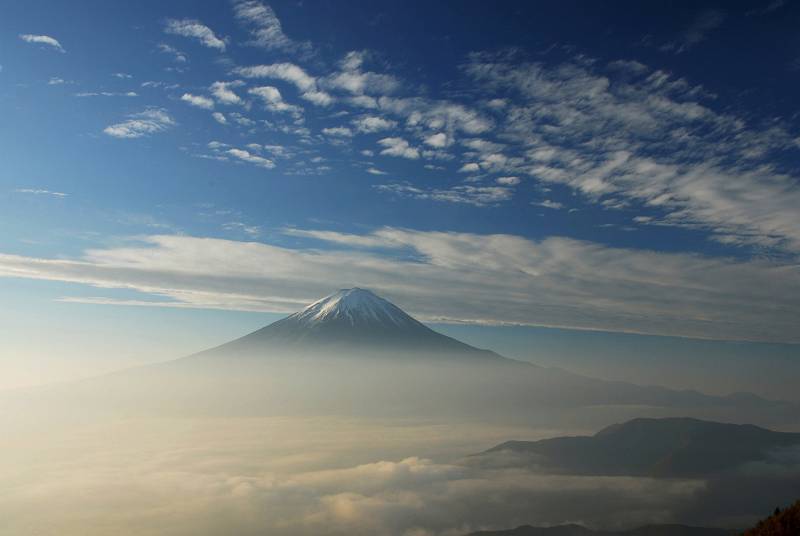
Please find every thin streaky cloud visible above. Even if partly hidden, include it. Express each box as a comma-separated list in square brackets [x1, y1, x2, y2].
[164, 19, 226, 51]
[19, 33, 65, 52]
[232, 0, 313, 55]
[660, 9, 726, 53]
[2, 228, 799, 343]
[14, 189, 68, 198]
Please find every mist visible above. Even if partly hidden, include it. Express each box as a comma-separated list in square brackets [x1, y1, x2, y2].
[3, 342, 799, 535]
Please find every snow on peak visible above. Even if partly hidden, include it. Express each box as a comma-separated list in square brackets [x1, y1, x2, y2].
[290, 288, 421, 328]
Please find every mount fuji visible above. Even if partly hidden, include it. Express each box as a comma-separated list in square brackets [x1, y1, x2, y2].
[192, 287, 504, 360]
[9, 287, 796, 426]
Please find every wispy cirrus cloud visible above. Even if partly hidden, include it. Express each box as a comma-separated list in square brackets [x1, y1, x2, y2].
[232, 0, 312, 56]
[248, 86, 302, 115]
[375, 183, 512, 206]
[19, 33, 65, 52]
[164, 19, 226, 51]
[534, 200, 564, 210]
[235, 63, 334, 106]
[1, 228, 799, 343]
[352, 115, 397, 134]
[323, 51, 401, 96]
[157, 43, 188, 63]
[210, 80, 244, 105]
[74, 91, 138, 98]
[14, 189, 68, 198]
[103, 108, 175, 139]
[463, 52, 800, 252]
[660, 9, 726, 54]
[226, 148, 275, 169]
[181, 93, 215, 110]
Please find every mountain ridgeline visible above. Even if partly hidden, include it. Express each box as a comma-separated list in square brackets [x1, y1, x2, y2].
[476, 417, 800, 478]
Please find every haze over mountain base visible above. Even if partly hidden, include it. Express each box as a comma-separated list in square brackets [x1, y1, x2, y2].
[2, 289, 799, 535]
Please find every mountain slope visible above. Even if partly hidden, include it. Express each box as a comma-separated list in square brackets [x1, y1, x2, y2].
[477, 417, 800, 477]
[8, 289, 796, 427]
[193, 287, 505, 359]
[743, 500, 800, 536]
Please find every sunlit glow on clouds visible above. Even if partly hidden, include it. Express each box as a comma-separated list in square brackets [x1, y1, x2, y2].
[1, 227, 798, 343]
[4, 2, 800, 535]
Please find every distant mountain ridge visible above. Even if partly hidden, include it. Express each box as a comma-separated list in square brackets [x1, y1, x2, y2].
[478, 417, 800, 477]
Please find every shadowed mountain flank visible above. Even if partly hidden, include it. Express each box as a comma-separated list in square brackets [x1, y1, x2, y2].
[743, 500, 800, 536]
[477, 417, 800, 477]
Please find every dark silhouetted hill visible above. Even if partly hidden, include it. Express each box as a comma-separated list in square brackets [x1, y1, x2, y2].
[742, 500, 800, 536]
[478, 417, 800, 477]
[467, 522, 735, 535]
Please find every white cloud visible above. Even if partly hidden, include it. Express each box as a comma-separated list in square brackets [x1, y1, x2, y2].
[229, 112, 255, 127]
[103, 108, 175, 139]
[424, 132, 449, 148]
[300, 89, 334, 106]
[212, 112, 227, 124]
[496, 176, 520, 186]
[48, 77, 65, 85]
[210, 81, 243, 105]
[376, 183, 511, 206]
[534, 200, 564, 209]
[248, 86, 302, 114]
[164, 19, 226, 51]
[459, 163, 480, 173]
[74, 91, 138, 97]
[222, 221, 261, 237]
[19, 34, 64, 52]
[3, 409, 750, 536]
[112, 72, 133, 79]
[322, 126, 353, 137]
[14, 189, 68, 198]
[323, 51, 401, 96]
[372, 97, 494, 139]
[378, 137, 419, 159]
[157, 43, 188, 63]
[235, 63, 334, 106]
[227, 148, 275, 169]
[660, 9, 726, 54]
[465, 53, 800, 253]
[2, 227, 798, 342]
[181, 93, 215, 110]
[366, 168, 387, 175]
[352, 115, 396, 134]
[232, 0, 312, 55]
[237, 63, 315, 90]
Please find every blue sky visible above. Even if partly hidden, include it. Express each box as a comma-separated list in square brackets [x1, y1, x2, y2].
[1, 0, 799, 389]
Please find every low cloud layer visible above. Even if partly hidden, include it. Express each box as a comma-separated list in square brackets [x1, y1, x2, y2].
[2, 415, 797, 536]
[0, 227, 798, 343]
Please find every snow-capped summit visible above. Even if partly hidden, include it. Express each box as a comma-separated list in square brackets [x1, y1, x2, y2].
[289, 288, 423, 330]
[199, 287, 502, 359]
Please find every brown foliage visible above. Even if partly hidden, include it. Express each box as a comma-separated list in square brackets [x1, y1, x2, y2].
[743, 500, 800, 536]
